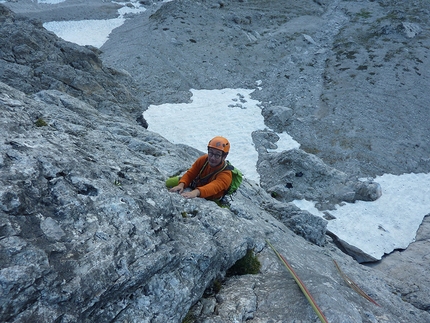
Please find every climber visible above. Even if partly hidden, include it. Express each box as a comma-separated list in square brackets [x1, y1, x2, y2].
[168, 136, 233, 200]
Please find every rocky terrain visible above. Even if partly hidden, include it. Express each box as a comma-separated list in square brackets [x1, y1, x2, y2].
[1, 0, 430, 322]
[99, 0, 430, 178]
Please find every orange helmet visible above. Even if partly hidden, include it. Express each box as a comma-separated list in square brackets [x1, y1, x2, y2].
[208, 136, 230, 153]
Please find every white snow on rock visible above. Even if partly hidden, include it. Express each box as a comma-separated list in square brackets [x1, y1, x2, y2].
[144, 88, 300, 183]
[43, 1, 146, 48]
[44, 19, 126, 48]
[293, 172, 430, 262]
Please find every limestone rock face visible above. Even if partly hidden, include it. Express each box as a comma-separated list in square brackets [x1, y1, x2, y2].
[0, 75, 428, 323]
[260, 105, 294, 132]
[1, 1, 430, 322]
[260, 199, 328, 247]
[0, 5, 142, 119]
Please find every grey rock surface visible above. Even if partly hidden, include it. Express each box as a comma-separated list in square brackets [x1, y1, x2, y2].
[4, 78, 428, 322]
[260, 199, 328, 247]
[368, 214, 430, 313]
[99, 0, 430, 178]
[1, 0, 430, 322]
[260, 105, 294, 132]
[1, 76, 429, 322]
[0, 4, 142, 119]
[257, 148, 382, 207]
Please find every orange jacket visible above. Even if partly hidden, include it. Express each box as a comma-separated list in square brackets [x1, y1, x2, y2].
[179, 154, 232, 200]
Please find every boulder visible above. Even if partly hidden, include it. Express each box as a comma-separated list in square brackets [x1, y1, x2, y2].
[257, 148, 382, 207]
[260, 105, 294, 132]
[261, 200, 327, 246]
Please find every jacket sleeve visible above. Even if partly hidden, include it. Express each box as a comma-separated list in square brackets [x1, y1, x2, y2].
[179, 155, 207, 187]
